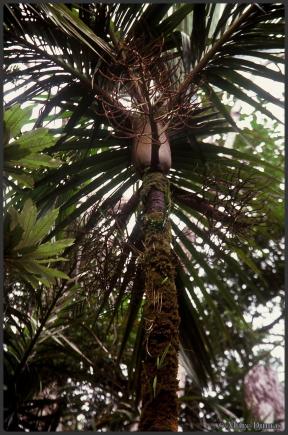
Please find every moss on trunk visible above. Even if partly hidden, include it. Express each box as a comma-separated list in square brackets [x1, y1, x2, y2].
[139, 172, 180, 431]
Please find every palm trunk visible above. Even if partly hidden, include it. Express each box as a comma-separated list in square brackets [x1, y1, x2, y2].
[139, 172, 180, 431]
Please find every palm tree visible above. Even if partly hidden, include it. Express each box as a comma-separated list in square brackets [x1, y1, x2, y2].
[4, 3, 284, 431]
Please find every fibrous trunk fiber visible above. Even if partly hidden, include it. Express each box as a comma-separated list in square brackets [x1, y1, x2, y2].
[139, 172, 180, 431]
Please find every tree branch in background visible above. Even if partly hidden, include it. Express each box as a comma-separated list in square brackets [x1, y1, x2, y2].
[114, 190, 140, 230]
[256, 313, 284, 334]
